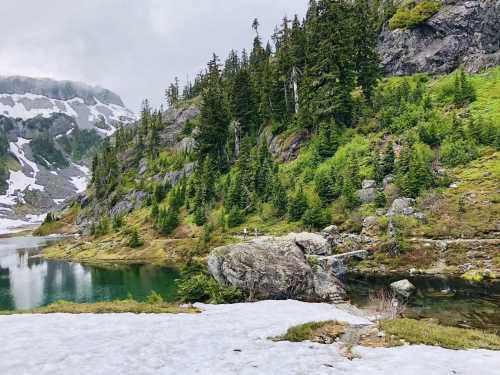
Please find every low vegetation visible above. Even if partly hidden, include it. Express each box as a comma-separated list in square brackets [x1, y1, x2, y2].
[273, 321, 347, 343]
[380, 318, 500, 350]
[274, 318, 500, 351]
[0, 298, 199, 315]
[389, 0, 441, 30]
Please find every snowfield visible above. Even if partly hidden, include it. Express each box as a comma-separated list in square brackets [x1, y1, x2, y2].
[0, 300, 497, 375]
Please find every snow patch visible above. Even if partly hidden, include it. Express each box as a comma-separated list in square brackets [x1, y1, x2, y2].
[0, 300, 497, 375]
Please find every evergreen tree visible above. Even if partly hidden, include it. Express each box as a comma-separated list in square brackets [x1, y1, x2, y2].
[230, 68, 257, 136]
[195, 54, 230, 170]
[288, 185, 308, 221]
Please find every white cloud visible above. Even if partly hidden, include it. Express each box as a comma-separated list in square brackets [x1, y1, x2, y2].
[0, 0, 307, 112]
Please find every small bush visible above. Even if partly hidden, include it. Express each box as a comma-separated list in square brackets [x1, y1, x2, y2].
[145, 291, 164, 304]
[176, 270, 244, 304]
[128, 228, 144, 248]
[389, 0, 441, 30]
[227, 207, 245, 228]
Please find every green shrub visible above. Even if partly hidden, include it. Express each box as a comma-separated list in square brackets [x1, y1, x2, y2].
[441, 137, 477, 167]
[128, 228, 144, 248]
[227, 207, 245, 228]
[176, 271, 244, 304]
[389, 0, 441, 30]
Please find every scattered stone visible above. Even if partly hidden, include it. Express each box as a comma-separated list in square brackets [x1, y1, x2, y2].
[383, 175, 394, 188]
[376, 209, 386, 216]
[362, 179, 377, 189]
[449, 183, 458, 189]
[414, 212, 426, 222]
[390, 279, 416, 298]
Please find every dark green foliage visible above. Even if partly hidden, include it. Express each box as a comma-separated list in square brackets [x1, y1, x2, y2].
[303, 200, 330, 230]
[272, 176, 288, 217]
[31, 135, 69, 169]
[69, 128, 102, 161]
[453, 67, 476, 106]
[441, 136, 477, 167]
[316, 121, 339, 159]
[195, 55, 230, 170]
[44, 212, 56, 224]
[397, 142, 435, 198]
[112, 215, 124, 231]
[230, 68, 258, 136]
[375, 191, 387, 208]
[91, 216, 110, 237]
[288, 185, 308, 221]
[176, 266, 244, 304]
[227, 207, 245, 228]
[128, 228, 144, 248]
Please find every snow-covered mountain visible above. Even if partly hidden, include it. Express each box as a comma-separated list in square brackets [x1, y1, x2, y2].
[0, 76, 137, 233]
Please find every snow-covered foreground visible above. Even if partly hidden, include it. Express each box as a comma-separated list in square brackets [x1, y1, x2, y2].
[0, 300, 497, 375]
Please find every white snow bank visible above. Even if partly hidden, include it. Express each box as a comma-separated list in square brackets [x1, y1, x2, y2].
[0, 300, 497, 375]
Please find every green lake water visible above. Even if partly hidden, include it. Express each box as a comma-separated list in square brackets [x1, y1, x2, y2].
[0, 236, 178, 311]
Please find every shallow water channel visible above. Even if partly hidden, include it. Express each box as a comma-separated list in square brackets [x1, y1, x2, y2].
[344, 272, 500, 334]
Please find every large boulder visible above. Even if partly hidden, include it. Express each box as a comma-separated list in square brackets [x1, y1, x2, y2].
[378, 0, 500, 75]
[208, 235, 345, 302]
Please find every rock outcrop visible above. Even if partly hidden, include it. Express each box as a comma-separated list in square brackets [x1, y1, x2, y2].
[208, 234, 346, 302]
[378, 0, 500, 75]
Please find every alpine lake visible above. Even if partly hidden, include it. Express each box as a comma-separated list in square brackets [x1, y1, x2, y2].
[0, 236, 498, 335]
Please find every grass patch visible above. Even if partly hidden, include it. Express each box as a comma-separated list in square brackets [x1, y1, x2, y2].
[380, 318, 500, 350]
[273, 321, 346, 343]
[0, 299, 199, 315]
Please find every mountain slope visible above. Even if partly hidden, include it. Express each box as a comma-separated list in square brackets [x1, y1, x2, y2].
[0, 76, 137, 233]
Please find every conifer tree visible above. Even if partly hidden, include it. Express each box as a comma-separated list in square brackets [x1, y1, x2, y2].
[195, 54, 230, 170]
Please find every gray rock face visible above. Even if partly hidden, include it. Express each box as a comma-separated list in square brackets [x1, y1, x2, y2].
[160, 106, 200, 149]
[162, 163, 194, 187]
[390, 279, 416, 298]
[263, 128, 309, 162]
[208, 235, 346, 302]
[378, 1, 500, 75]
[109, 190, 149, 218]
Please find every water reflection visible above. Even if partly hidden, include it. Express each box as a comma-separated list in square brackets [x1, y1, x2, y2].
[0, 236, 178, 310]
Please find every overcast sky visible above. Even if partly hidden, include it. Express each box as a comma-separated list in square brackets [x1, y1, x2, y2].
[0, 1, 307, 112]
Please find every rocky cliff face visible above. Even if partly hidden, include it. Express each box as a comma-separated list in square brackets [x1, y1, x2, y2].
[0, 76, 136, 232]
[378, 0, 500, 75]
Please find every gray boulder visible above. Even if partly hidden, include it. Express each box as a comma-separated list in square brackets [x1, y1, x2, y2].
[390, 279, 416, 298]
[357, 187, 377, 203]
[378, 0, 500, 76]
[284, 232, 332, 255]
[208, 235, 346, 302]
[387, 198, 416, 216]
